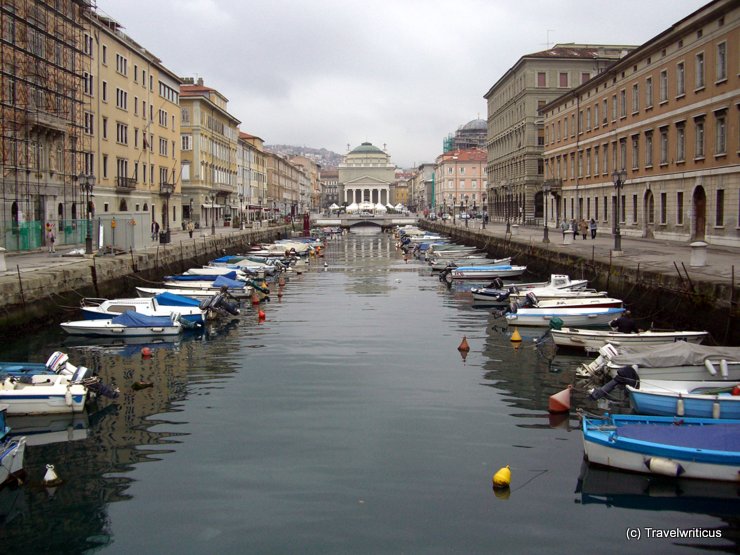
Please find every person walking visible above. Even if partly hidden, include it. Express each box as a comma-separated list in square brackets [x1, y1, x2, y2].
[589, 218, 597, 239]
[187, 220, 194, 238]
[578, 218, 588, 240]
[151, 220, 160, 241]
[571, 219, 577, 239]
[46, 222, 56, 253]
[559, 219, 568, 238]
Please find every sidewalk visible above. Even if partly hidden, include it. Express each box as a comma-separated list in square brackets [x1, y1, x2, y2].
[436, 219, 740, 288]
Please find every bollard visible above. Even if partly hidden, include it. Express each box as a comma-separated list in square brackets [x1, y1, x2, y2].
[689, 241, 708, 267]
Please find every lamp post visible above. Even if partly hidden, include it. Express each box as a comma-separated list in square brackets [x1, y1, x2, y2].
[482, 193, 488, 229]
[189, 198, 193, 222]
[159, 181, 174, 243]
[210, 193, 216, 236]
[239, 194, 245, 229]
[542, 182, 551, 243]
[452, 195, 457, 224]
[504, 182, 512, 234]
[79, 173, 95, 254]
[612, 169, 627, 252]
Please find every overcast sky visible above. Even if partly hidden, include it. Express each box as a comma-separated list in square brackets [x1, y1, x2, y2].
[95, 0, 708, 168]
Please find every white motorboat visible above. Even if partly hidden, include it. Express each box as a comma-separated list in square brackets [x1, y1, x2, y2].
[551, 327, 708, 351]
[504, 306, 624, 327]
[446, 264, 527, 280]
[577, 342, 740, 381]
[80, 295, 207, 324]
[509, 288, 607, 301]
[136, 286, 253, 300]
[510, 274, 588, 292]
[61, 311, 184, 337]
[626, 379, 740, 419]
[510, 292, 623, 310]
[431, 256, 510, 271]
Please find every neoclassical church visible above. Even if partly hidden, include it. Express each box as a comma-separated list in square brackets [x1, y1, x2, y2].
[338, 142, 396, 207]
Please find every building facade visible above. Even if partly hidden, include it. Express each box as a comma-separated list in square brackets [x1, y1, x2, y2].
[0, 0, 92, 251]
[180, 78, 240, 230]
[434, 148, 487, 217]
[484, 44, 633, 225]
[87, 11, 183, 236]
[319, 168, 338, 211]
[542, 0, 739, 246]
[338, 142, 396, 208]
[265, 151, 302, 220]
[443, 118, 487, 152]
[237, 132, 267, 224]
[290, 155, 320, 214]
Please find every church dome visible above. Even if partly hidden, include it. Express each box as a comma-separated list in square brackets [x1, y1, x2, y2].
[460, 118, 486, 132]
[350, 142, 385, 154]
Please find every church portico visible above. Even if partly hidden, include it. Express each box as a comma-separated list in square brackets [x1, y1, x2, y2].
[345, 185, 390, 206]
[338, 142, 397, 210]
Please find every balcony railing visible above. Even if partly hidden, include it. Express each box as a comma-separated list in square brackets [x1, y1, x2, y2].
[116, 176, 136, 190]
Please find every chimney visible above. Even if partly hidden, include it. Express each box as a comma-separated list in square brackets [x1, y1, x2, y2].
[197, 77, 204, 86]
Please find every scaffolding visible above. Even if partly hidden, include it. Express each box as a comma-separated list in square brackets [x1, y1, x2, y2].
[0, 0, 94, 250]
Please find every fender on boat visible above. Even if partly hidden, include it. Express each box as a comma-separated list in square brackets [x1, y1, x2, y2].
[645, 457, 684, 477]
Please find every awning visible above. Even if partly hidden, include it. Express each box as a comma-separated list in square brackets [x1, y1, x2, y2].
[201, 203, 223, 209]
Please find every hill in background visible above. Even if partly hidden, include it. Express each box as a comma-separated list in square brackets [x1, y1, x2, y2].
[265, 144, 344, 170]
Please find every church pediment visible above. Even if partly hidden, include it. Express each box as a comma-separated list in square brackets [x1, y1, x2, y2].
[343, 175, 390, 186]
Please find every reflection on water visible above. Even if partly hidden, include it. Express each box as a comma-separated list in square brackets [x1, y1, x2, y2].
[0, 233, 736, 553]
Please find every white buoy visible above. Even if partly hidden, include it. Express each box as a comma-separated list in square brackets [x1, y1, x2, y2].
[705, 359, 717, 375]
[720, 360, 729, 378]
[645, 457, 684, 477]
[676, 394, 685, 416]
[713, 396, 721, 419]
[44, 464, 62, 486]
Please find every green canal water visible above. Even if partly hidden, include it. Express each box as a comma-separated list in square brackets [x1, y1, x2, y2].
[0, 231, 736, 554]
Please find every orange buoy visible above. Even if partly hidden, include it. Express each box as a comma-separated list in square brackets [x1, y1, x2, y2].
[141, 347, 152, 358]
[251, 293, 260, 305]
[457, 336, 470, 352]
[277, 289, 283, 298]
[732, 385, 740, 396]
[548, 385, 573, 414]
[258, 309, 266, 320]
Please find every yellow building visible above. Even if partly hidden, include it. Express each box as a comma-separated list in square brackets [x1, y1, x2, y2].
[238, 132, 267, 224]
[180, 78, 240, 230]
[542, 0, 739, 246]
[87, 11, 183, 237]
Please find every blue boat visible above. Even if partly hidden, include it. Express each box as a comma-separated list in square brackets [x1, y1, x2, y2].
[627, 380, 740, 419]
[582, 413, 740, 481]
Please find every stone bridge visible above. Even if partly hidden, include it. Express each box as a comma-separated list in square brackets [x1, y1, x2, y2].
[312, 215, 418, 230]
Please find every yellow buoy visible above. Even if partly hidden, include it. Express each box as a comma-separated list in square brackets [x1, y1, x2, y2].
[492, 465, 511, 489]
[510, 327, 522, 342]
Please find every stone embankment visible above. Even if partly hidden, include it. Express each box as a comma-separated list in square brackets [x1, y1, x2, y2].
[0, 226, 288, 337]
[422, 221, 738, 345]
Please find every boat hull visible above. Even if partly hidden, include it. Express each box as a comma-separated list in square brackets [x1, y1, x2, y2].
[0, 383, 87, 415]
[551, 328, 708, 350]
[0, 437, 25, 486]
[450, 265, 526, 279]
[609, 362, 740, 381]
[60, 320, 182, 337]
[582, 414, 740, 481]
[627, 383, 740, 419]
[506, 307, 624, 327]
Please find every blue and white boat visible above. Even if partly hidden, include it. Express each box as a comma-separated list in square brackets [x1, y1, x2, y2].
[80, 293, 206, 324]
[627, 379, 740, 419]
[505, 306, 624, 327]
[0, 405, 25, 487]
[582, 413, 740, 481]
[446, 264, 527, 280]
[60, 311, 184, 337]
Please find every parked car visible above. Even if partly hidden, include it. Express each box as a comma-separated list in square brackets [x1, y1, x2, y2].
[441, 213, 451, 221]
[459, 213, 471, 220]
[428, 213, 438, 220]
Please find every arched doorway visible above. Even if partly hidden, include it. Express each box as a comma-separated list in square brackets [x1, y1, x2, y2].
[643, 189, 655, 238]
[533, 191, 543, 219]
[692, 186, 706, 241]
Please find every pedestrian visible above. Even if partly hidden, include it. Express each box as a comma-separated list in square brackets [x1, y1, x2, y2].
[187, 220, 194, 238]
[579, 218, 588, 240]
[151, 220, 160, 241]
[609, 310, 640, 333]
[571, 219, 577, 239]
[559, 219, 568, 238]
[46, 222, 56, 253]
[589, 218, 597, 239]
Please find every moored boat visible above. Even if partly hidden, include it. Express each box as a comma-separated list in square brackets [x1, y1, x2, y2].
[504, 306, 624, 327]
[551, 327, 708, 351]
[0, 405, 25, 487]
[444, 264, 527, 280]
[627, 379, 740, 419]
[582, 413, 740, 481]
[80, 295, 206, 324]
[61, 311, 184, 337]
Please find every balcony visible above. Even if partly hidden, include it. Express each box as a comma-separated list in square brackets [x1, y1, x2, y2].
[116, 176, 136, 191]
[542, 179, 562, 193]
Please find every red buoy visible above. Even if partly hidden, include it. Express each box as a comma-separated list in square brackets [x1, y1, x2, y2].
[458, 336, 470, 352]
[141, 347, 152, 358]
[732, 385, 740, 396]
[548, 385, 573, 414]
[258, 309, 266, 320]
[251, 293, 260, 305]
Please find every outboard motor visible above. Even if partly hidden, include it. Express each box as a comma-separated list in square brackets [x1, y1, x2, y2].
[495, 291, 511, 303]
[525, 292, 538, 307]
[589, 365, 640, 400]
[490, 277, 504, 290]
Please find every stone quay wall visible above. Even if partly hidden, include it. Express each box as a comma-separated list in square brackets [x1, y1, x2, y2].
[422, 223, 738, 346]
[0, 226, 288, 338]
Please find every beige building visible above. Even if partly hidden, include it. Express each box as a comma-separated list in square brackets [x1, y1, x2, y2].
[290, 155, 320, 213]
[237, 132, 267, 225]
[180, 78, 240, 230]
[265, 151, 302, 220]
[484, 44, 633, 225]
[542, 0, 739, 247]
[87, 11, 183, 236]
[0, 0, 92, 251]
[338, 142, 396, 208]
[434, 148, 487, 217]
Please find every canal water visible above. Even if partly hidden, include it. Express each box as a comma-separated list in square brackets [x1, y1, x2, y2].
[0, 232, 736, 554]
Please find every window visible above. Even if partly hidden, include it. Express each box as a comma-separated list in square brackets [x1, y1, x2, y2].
[715, 112, 726, 155]
[134, 97, 138, 115]
[645, 131, 653, 167]
[134, 128, 138, 148]
[102, 81, 108, 102]
[631, 136, 639, 169]
[632, 194, 638, 224]
[102, 154, 108, 178]
[716, 42, 727, 81]
[645, 77, 653, 108]
[619, 139, 627, 170]
[117, 158, 128, 181]
[695, 52, 705, 89]
[603, 143, 609, 174]
[586, 108, 591, 130]
[102, 45, 107, 65]
[537, 72, 546, 87]
[659, 70, 668, 102]
[115, 88, 127, 110]
[660, 192, 667, 224]
[563, 117, 568, 138]
[676, 62, 685, 96]
[603, 195, 608, 222]
[716, 189, 724, 226]
[102, 117, 108, 139]
[632, 84, 639, 113]
[83, 72, 93, 95]
[619, 89, 626, 118]
[612, 94, 617, 120]
[594, 103, 599, 128]
[578, 111, 583, 133]
[676, 192, 684, 225]
[594, 146, 600, 174]
[559, 72, 568, 88]
[84, 112, 94, 135]
[602, 99, 608, 123]
[115, 54, 128, 76]
[581, 72, 590, 84]
[676, 124, 686, 162]
[660, 128, 668, 165]
[694, 118, 705, 158]
[182, 135, 192, 151]
[116, 123, 128, 145]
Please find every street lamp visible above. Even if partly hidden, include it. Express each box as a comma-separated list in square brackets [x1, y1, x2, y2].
[542, 182, 551, 244]
[503, 182, 512, 234]
[79, 173, 95, 254]
[210, 193, 216, 236]
[482, 192, 488, 229]
[612, 169, 627, 252]
[452, 195, 457, 224]
[239, 194, 245, 229]
[159, 181, 174, 243]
